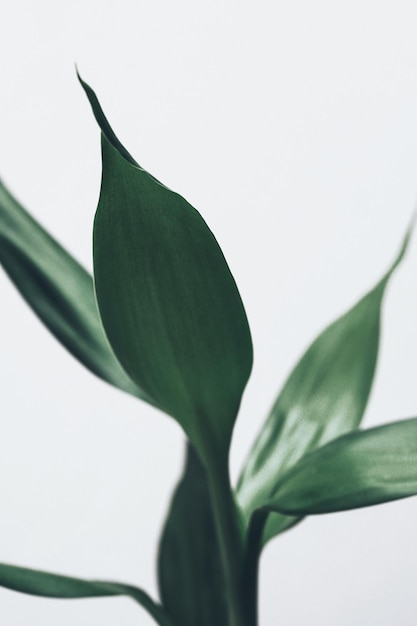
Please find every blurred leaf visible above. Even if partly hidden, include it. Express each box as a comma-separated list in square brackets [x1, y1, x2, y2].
[236, 227, 412, 543]
[265, 417, 417, 515]
[0, 178, 155, 405]
[0, 562, 172, 626]
[158, 444, 227, 626]
[79, 73, 253, 460]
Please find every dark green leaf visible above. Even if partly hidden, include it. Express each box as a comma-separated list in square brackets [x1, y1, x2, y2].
[264, 417, 417, 515]
[236, 228, 411, 543]
[0, 178, 155, 405]
[0, 562, 172, 626]
[79, 74, 253, 460]
[157, 444, 227, 626]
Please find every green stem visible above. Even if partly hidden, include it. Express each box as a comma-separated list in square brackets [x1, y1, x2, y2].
[206, 455, 251, 626]
[241, 510, 268, 626]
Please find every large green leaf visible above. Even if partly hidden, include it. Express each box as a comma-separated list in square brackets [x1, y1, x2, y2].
[79, 74, 253, 460]
[236, 228, 411, 543]
[264, 417, 417, 515]
[0, 178, 155, 405]
[0, 562, 172, 626]
[157, 444, 227, 626]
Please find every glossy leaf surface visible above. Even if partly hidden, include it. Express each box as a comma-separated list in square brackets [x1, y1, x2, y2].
[0, 562, 172, 626]
[265, 417, 417, 515]
[237, 229, 411, 543]
[0, 178, 154, 404]
[80, 75, 253, 458]
[158, 444, 227, 626]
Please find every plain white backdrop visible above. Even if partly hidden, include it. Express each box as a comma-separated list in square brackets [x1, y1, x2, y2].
[2, 1, 417, 624]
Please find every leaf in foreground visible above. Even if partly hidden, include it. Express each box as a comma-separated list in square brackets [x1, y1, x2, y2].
[79, 73, 253, 461]
[236, 227, 411, 543]
[158, 444, 227, 626]
[264, 417, 417, 515]
[0, 563, 172, 626]
[0, 178, 154, 405]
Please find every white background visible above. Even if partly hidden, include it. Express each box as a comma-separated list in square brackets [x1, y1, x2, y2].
[1, 1, 417, 624]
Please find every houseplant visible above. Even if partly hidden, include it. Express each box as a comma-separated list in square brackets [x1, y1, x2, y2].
[1, 72, 417, 625]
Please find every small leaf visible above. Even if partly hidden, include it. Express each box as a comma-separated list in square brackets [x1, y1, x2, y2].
[157, 444, 227, 626]
[79, 74, 253, 460]
[265, 417, 417, 515]
[0, 178, 155, 405]
[0, 562, 172, 626]
[236, 227, 411, 543]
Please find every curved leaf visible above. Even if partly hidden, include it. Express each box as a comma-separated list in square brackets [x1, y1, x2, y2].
[79, 74, 253, 460]
[157, 444, 227, 626]
[265, 417, 417, 515]
[237, 227, 412, 543]
[0, 562, 172, 626]
[0, 179, 155, 405]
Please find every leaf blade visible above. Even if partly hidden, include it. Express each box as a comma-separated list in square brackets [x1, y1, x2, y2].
[80, 75, 253, 459]
[157, 444, 227, 626]
[265, 417, 417, 515]
[0, 562, 172, 626]
[237, 228, 411, 542]
[0, 179, 155, 405]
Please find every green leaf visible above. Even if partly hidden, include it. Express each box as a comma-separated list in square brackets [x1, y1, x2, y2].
[0, 562, 172, 626]
[79, 73, 253, 461]
[236, 227, 411, 543]
[0, 178, 155, 405]
[157, 444, 227, 626]
[264, 417, 417, 515]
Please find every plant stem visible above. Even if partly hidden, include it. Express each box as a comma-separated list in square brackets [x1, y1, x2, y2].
[206, 455, 253, 626]
[241, 510, 268, 626]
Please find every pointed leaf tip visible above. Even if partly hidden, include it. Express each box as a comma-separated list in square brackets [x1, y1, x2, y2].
[77, 71, 138, 166]
[384, 215, 414, 276]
